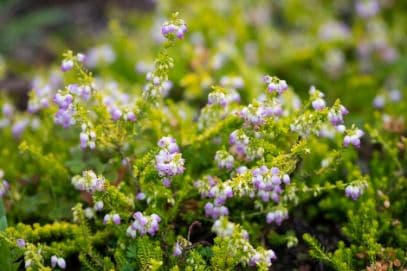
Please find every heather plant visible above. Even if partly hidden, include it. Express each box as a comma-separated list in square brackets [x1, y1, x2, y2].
[0, 1, 406, 271]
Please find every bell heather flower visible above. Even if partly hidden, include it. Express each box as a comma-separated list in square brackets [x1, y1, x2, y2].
[76, 53, 86, 62]
[61, 59, 74, 72]
[94, 201, 104, 211]
[263, 75, 288, 95]
[12, 119, 29, 138]
[124, 111, 136, 122]
[373, 94, 386, 109]
[249, 250, 277, 267]
[389, 89, 402, 102]
[103, 213, 121, 225]
[356, 0, 380, 18]
[266, 209, 289, 225]
[54, 93, 73, 110]
[2, 103, 14, 118]
[67, 84, 92, 101]
[214, 150, 234, 170]
[328, 105, 348, 126]
[309, 86, 326, 111]
[345, 183, 366, 200]
[173, 241, 183, 256]
[80, 124, 96, 150]
[229, 130, 249, 157]
[71, 170, 105, 193]
[212, 217, 235, 237]
[343, 128, 364, 148]
[204, 202, 229, 219]
[156, 136, 185, 186]
[161, 19, 187, 39]
[51, 255, 66, 269]
[16, 238, 26, 248]
[136, 192, 146, 201]
[127, 212, 161, 238]
[54, 106, 75, 128]
[312, 98, 326, 111]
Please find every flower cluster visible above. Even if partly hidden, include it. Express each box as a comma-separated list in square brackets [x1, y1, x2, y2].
[249, 250, 277, 267]
[310, 86, 326, 111]
[373, 89, 402, 109]
[343, 128, 364, 148]
[229, 129, 264, 161]
[53, 91, 76, 128]
[195, 176, 232, 219]
[207, 87, 240, 107]
[61, 52, 85, 71]
[345, 181, 368, 200]
[212, 218, 235, 237]
[80, 124, 96, 150]
[51, 255, 66, 269]
[126, 212, 161, 238]
[214, 150, 234, 170]
[54, 54, 94, 128]
[155, 136, 185, 187]
[144, 71, 174, 99]
[27, 72, 62, 113]
[238, 101, 282, 126]
[263, 75, 288, 94]
[328, 104, 349, 126]
[252, 166, 290, 204]
[355, 0, 380, 18]
[103, 213, 121, 225]
[71, 170, 105, 193]
[266, 209, 289, 225]
[67, 84, 92, 101]
[161, 19, 188, 40]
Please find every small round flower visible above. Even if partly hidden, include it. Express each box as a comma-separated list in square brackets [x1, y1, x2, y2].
[16, 239, 26, 248]
[389, 89, 402, 102]
[84, 207, 95, 219]
[57, 258, 66, 269]
[345, 184, 365, 200]
[112, 214, 121, 225]
[77, 53, 86, 62]
[61, 59, 74, 72]
[25, 259, 32, 268]
[373, 95, 385, 109]
[51, 256, 58, 268]
[266, 209, 288, 225]
[71, 170, 105, 193]
[94, 201, 104, 211]
[173, 242, 182, 256]
[103, 214, 111, 224]
[343, 129, 364, 148]
[282, 174, 291, 184]
[356, 0, 380, 18]
[129, 212, 161, 237]
[214, 150, 234, 170]
[2, 103, 14, 118]
[125, 111, 136, 122]
[136, 192, 146, 201]
[161, 21, 187, 40]
[312, 98, 326, 111]
[264, 75, 288, 94]
[110, 107, 122, 121]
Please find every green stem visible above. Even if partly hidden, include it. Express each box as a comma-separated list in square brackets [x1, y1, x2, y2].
[0, 199, 7, 230]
